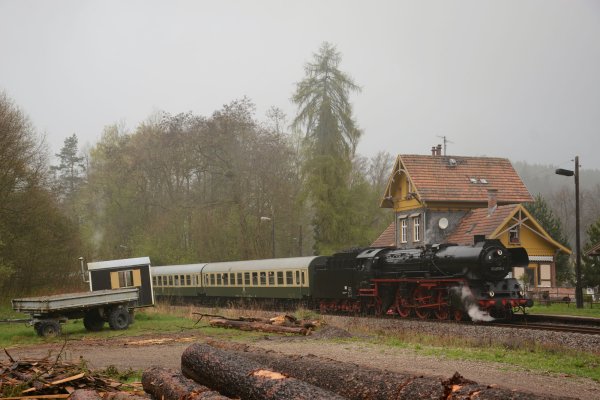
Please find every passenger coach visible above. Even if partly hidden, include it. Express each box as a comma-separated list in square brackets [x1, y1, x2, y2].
[151, 256, 328, 303]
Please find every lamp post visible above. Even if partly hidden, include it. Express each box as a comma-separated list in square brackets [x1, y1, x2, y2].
[555, 156, 583, 309]
[260, 216, 275, 258]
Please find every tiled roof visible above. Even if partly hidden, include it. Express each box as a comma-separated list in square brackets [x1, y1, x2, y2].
[446, 205, 517, 245]
[400, 155, 532, 203]
[371, 222, 395, 247]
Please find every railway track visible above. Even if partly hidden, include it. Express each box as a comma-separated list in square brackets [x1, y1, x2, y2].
[491, 321, 600, 335]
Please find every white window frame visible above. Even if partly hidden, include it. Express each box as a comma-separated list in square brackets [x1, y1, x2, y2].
[413, 216, 421, 242]
[400, 219, 408, 243]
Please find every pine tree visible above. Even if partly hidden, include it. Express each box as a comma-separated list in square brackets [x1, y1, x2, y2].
[582, 219, 600, 287]
[52, 133, 85, 198]
[292, 43, 363, 254]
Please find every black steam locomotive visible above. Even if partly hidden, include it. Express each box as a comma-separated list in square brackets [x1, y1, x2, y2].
[152, 239, 532, 320]
[313, 239, 531, 320]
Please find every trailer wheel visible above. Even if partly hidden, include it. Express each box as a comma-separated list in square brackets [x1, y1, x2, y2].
[37, 321, 61, 337]
[83, 309, 105, 332]
[108, 307, 130, 330]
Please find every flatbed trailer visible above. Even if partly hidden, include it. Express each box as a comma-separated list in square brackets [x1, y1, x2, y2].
[12, 287, 140, 337]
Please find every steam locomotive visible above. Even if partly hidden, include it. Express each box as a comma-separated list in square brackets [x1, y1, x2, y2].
[151, 239, 532, 320]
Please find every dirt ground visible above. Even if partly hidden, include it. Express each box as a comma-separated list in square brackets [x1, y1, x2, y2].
[5, 330, 600, 399]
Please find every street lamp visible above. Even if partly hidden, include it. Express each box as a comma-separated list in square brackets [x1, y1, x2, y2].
[260, 216, 275, 258]
[555, 156, 583, 309]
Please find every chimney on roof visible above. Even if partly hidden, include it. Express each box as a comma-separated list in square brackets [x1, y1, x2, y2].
[487, 188, 498, 216]
[431, 146, 437, 156]
[436, 144, 442, 156]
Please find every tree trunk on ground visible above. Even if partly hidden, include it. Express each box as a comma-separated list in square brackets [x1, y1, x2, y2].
[209, 318, 309, 335]
[206, 341, 570, 400]
[181, 343, 345, 400]
[142, 366, 230, 400]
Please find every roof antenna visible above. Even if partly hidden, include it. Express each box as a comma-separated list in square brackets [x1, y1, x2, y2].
[437, 135, 453, 156]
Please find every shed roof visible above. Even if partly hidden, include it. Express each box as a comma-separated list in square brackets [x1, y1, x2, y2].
[371, 222, 395, 247]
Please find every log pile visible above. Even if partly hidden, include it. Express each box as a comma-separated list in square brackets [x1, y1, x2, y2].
[195, 313, 319, 336]
[0, 350, 146, 399]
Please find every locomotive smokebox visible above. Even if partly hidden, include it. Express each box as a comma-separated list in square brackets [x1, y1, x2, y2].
[433, 240, 528, 281]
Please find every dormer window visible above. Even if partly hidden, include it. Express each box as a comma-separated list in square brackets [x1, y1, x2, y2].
[509, 226, 520, 244]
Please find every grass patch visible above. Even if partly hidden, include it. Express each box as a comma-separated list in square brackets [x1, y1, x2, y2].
[528, 302, 600, 317]
[337, 320, 600, 382]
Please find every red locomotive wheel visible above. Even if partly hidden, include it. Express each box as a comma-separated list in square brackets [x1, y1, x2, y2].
[413, 286, 431, 319]
[453, 309, 464, 321]
[433, 291, 449, 320]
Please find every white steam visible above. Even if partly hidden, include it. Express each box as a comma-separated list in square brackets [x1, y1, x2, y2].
[455, 286, 495, 322]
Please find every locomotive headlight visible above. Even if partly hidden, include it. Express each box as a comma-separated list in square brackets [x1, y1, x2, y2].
[488, 290, 495, 298]
[519, 290, 525, 297]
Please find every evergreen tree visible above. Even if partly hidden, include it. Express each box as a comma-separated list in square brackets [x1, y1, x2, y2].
[292, 42, 363, 254]
[52, 133, 85, 198]
[582, 219, 600, 287]
[524, 193, 572, 284]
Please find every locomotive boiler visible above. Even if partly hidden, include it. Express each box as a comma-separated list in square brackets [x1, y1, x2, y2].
[313, 239, 532, 320]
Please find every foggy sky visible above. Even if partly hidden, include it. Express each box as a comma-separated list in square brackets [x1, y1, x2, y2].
[1, 0, 599, 170]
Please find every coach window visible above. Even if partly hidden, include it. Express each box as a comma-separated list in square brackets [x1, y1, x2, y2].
[168, 276, 173, 286]
[252, 272, 258, 286]
[237, 273, 243, 286]
[180, 275, 185, 286]
[301, 271, 306, 285]
[295, 271, 300, 286]
[210, 274, 215, 286]
[277, 271, 284, 285]
[268, 271, 275, 286]
[259, 272, 266, 286]
[244, 272, 250, 285]
[216, 274, 222, 286]
[152, 276, 157, 286]
[286, 271, 293, 285]
[223, 273, 229, 286]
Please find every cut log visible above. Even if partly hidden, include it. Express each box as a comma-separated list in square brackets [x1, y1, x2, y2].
[181, 343, 346, 400]
[142, 366, 230, 400]
[206, 341, 571, 400]
[208, 318, 309, 335]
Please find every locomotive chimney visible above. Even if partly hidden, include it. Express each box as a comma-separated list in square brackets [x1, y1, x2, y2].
[487, 189, 498, 215]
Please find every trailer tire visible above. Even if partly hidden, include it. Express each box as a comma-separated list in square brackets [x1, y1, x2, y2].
[83, 309, 105, 332]
[108, 307, 130, 330]
[37, 321, 61, 337]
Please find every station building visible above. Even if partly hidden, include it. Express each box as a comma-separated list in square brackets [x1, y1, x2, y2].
[372, 148, 571, 295]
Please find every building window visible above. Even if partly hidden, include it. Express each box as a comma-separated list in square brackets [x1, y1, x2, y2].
[400, 219, 408, 243]
[509, 226, 520, 244]
[413, 216, 421, 242]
